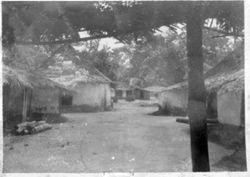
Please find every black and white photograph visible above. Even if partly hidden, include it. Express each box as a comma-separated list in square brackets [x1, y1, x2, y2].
[1, 0, 248, 175]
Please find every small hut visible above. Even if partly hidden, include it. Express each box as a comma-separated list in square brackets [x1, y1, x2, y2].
[206, 69, 244, 126]
[205, 44, 244, 126]
[29, 74, 72, 119]
[157, 44, 244, 122]
[3, 65, 33, 127]
[115, 82, 134, 101]
[52, 66, 113, 112]
[133, 87, 150, 100]
[157, 82, 188, 116]
[3, 65, 70, 129]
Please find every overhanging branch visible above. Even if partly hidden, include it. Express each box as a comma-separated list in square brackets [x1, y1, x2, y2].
[203, 26, 244, 37]
[15, 27, 159, 46]
[16, 34, 113, 45]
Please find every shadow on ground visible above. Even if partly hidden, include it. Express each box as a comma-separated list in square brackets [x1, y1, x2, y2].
[44, 114, 69, 124]
[150, 109, 247, 171]
[208, 124, 247, 171]
[212, 148, 246, 171]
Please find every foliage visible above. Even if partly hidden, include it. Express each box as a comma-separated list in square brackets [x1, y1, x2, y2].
[2, 1, 244, 46]
[111, 27, 241, 86]
[73, 42, 120, 81]
[126, 32, 186, 86]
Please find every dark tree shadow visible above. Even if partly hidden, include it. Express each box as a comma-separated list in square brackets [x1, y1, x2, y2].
[44, 114, 69, 124]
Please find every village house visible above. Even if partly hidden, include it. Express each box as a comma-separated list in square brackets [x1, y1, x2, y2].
[133, 86, 150, 100]
[3, 65, 33, 127]
[115, 82, 135, 101]
[3, 65, 70, 131]
[157, 44, 244, 126]
[29, 76, 72, 119]
[157, 82, 188, 116]
[49, 62, 113, 112]
[115, 82, 151, 101]
[129, 78, 150, 100]
[204, 44, 244, 126]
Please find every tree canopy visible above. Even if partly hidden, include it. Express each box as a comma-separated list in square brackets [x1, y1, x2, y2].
[2, 1, 244, 47]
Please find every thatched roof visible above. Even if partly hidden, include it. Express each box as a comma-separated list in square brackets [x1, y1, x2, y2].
[159, 44, 244, 94]
[50, 67, 112, 88]
[205, 44, 244, 94]
[44, 60, 112, 88]
[53, 75, 109, 89]
[3, 64, 71, 92]
[204, 44, 244, 78]
[3, 65, 33, 88]
[206, 69, 243, 94]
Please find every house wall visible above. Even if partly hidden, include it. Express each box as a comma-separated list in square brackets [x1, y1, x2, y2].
[31, 87, 60, 114]
[217, 91, 243, 126]
[3, 85, 32, 129]
[72, 82, 112, 112]
[158, 88, 188, 113]
[105, 84, 112, 110]
[206, 92, 218, 119]
[3, 85, 24, 124]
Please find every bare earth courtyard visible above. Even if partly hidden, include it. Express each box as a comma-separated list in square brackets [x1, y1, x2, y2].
[3, 100, 234, 173]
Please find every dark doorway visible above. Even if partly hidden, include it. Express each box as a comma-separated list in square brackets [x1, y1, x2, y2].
[61, 95, 73, 106]
[206, 91, 218, 119]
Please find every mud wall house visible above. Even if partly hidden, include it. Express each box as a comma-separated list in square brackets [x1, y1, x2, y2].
[157, 82, 188, 116]
[3, 65, 33, 129]
[29, 75, 72, 119]
[204, 44, 244, 126]
[133, 87, 150, 100]
[71, 81, 112, 112]
[206, 70, 244, 126]
[115, 82, 134, 101]
[115, 88, 127, 99]
[157, 44, 244, 125]
[55, 68, 113, 112]
[2, 65, 70, 129]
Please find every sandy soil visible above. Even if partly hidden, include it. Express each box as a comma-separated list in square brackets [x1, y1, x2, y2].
[3, 100, 235, 172]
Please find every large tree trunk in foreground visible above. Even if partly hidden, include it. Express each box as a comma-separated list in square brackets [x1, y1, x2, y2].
[186, 5, 210, 171]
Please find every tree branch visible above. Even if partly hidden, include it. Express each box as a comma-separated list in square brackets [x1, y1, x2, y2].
[15, 27, 156, 46]
[15, 34, 114, 45]
[211, 34, 228, 39]
[203, 26, 244, 37]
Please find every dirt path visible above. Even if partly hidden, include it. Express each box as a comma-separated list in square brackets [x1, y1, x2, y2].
[3, 100, 233, 172]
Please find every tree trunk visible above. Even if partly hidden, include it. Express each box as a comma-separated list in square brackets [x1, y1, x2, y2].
[186, 5, 210, 171]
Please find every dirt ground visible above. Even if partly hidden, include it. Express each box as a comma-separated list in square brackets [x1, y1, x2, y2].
[3, 100, 239, 172]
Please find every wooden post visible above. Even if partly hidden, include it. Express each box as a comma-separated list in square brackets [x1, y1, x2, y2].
[240, 90, 245, 127]
[186, 4, 210, 171]
[22, 87, 28, 122]
[103, 86, 107, 111]
[28, 89, 33, 119]
[3, 84, 11, 126]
